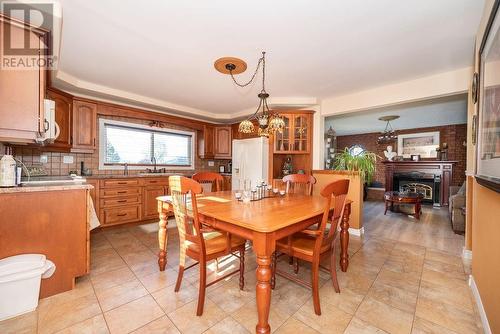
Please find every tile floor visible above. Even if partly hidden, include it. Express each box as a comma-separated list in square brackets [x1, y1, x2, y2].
[0, 201, 483, 334]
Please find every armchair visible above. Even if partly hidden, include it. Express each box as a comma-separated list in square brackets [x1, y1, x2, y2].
[449, 183, 466, 234]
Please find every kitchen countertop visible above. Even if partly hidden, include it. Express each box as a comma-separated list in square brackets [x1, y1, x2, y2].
[85, 173, 194, 179]
[0, 183, 93, 194]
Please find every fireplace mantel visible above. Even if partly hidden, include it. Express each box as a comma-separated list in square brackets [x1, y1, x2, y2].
[382, 160, 457, 206]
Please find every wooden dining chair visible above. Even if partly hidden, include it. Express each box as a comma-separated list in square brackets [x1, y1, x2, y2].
[282, 174, 316, 195]
[168, 175, 246, 316]
[272, 179, 350, 315]
[192, 172, 224, 192]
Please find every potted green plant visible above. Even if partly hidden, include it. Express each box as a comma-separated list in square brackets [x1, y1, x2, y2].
[333, 147, 379, 200]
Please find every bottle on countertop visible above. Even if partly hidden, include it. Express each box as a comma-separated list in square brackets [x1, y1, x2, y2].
[0, 146, 17, 187]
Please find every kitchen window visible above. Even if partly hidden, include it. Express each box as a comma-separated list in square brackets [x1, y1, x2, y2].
[99, 119, 195, 170]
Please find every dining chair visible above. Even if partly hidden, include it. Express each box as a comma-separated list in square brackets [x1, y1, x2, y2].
[272, 179, 350, 315]
[168, 175, 246, 316]
[280, 174, 317, 269]
[282, 174, 316, 195]
[192, 172, 224, 192]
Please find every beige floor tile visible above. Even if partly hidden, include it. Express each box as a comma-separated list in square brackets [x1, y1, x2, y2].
[55, 314, 109, 334]
[104, 295, 164, 334]
[375, 268, 421, 294]
[95, 279, 149, 312]
[337, 266, 379, 295]
[138, 267, 178, 293]
[422, 259, 466, 281]
[207, 277, 255, 313]
[132, 315, 180, 334]
[168, 299, 226, 334]
[411, 317, 459, 334]
[274, 317, 319, 334]
[38, 292, 102, 334]
[355, 296, 413, 334]
[420, 267, 468, 290]
[203, 316, 251, 334]
[152, 282, 199, 314]
[0, 310, 37, 334]
[418, 280, 474, 314]
[415, 295, 482, 334]
[231, 299, 291, 333]
[91, 266, 137, 291]
[367, 280, 418, 313]
[344, 317, 389, 334]
[294, 299, 352, 334]
[318, 283, 364, 315]
[90, 250, 128, 277]
[425, 249, 464, 267]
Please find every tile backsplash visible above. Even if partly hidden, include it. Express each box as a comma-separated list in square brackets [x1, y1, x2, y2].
[4, 115, 231, 177]
[11, 148, 230, 177]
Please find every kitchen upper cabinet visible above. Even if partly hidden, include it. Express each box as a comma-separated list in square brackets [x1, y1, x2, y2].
[214, 126, 232, 158]
[0, 19, 46, 143]
[72, 100, 97, 153]
[198, 125, 215, 159]
[46, 89, 72, 150]
[274, 112, 312, 154]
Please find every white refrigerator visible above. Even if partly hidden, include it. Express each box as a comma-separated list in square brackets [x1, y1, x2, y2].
[231, 137, 269, 190]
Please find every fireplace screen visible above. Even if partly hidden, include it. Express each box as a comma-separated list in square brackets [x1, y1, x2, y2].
[400, 183, 433, 200]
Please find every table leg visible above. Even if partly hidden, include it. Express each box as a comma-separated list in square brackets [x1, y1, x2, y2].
[340, 203, 351, 272]
[415, 201, 421, 220]
[158, 205, 169, 271]
[253, 233, 274, 334]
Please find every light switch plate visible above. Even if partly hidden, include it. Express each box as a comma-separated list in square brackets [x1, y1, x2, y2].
[40, 155, 48, 163]
[208, 161, 215, 167]
[63, 155, 74, 164]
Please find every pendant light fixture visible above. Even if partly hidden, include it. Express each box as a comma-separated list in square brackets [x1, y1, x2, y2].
[377, 115, 399, 144]
[214, 52, 284, 137]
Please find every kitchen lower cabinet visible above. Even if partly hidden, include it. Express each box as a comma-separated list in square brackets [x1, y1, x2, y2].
[0, 188, 90, 298]
[92, 177, 171, 227]
[143, 185, 168, 219]
[222, 175, 232, 191]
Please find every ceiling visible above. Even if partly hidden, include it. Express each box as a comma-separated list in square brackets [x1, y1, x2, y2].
[324, 94, 468, 136]
[53, 0, 483, 120]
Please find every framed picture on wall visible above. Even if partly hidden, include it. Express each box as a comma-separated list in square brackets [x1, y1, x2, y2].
[397, 132, 440, 158]
[477, 0, 500, 193]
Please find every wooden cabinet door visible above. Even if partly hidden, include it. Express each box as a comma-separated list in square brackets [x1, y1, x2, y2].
[274, 115, 293, 153]
[0, 19, 46, 142]
[143, 185, 167, 219]
[47, 90, 72, 150]
[198, 125, 215, 158]
[72, 100, 97, 152]
[214, 126, 232, 158]
[292, 115, 310, 153]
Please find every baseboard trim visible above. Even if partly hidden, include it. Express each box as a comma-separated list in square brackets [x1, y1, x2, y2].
[348, 227, 364, 236]
[469, 275, 492, 334]
[462, 247, 473, 260]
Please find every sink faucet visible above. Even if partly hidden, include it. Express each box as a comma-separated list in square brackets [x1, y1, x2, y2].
[152, 157, 157, 173]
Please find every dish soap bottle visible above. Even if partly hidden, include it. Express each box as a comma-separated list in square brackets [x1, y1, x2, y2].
[0, 146, 17, 187]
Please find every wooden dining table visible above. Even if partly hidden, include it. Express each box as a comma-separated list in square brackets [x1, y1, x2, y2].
[157, 191, 352, 334]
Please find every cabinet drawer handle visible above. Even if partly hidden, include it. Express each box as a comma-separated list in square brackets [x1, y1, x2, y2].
[117, 200, 127, 203]
[117, 191, 127, 194]
[117, 182, 127, 185]
[149, 181, 157, 183]
[117, 213, 127, 217]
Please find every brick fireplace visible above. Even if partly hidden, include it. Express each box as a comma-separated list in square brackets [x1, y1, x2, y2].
[383, 161, 456, 206]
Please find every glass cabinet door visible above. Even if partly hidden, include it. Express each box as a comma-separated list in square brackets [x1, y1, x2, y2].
[275, 115, 292, 152]
[293, 115, 308, 152]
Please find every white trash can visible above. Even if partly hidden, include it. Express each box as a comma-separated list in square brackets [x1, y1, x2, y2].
[0, 254, 56, 321]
